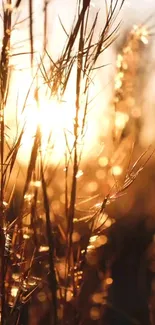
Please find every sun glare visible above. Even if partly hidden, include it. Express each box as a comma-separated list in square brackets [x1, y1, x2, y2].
[19, 98, 74, 162]
[11, 68, 109, 166]
[15, 76, 76, 164]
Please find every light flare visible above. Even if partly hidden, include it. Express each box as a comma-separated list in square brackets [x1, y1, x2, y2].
[11, 286, 18, 297]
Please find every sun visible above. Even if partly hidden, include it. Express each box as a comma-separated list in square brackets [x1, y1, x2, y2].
[6, 63, 110, 167]
[18, 95, 76, 164]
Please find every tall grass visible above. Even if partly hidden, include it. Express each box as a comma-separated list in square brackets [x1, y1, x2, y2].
[0, 1, 153, 325]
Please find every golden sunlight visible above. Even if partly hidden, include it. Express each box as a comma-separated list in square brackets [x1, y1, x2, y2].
[19, 96, 75, 162]
[8, 69, 110, 166]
